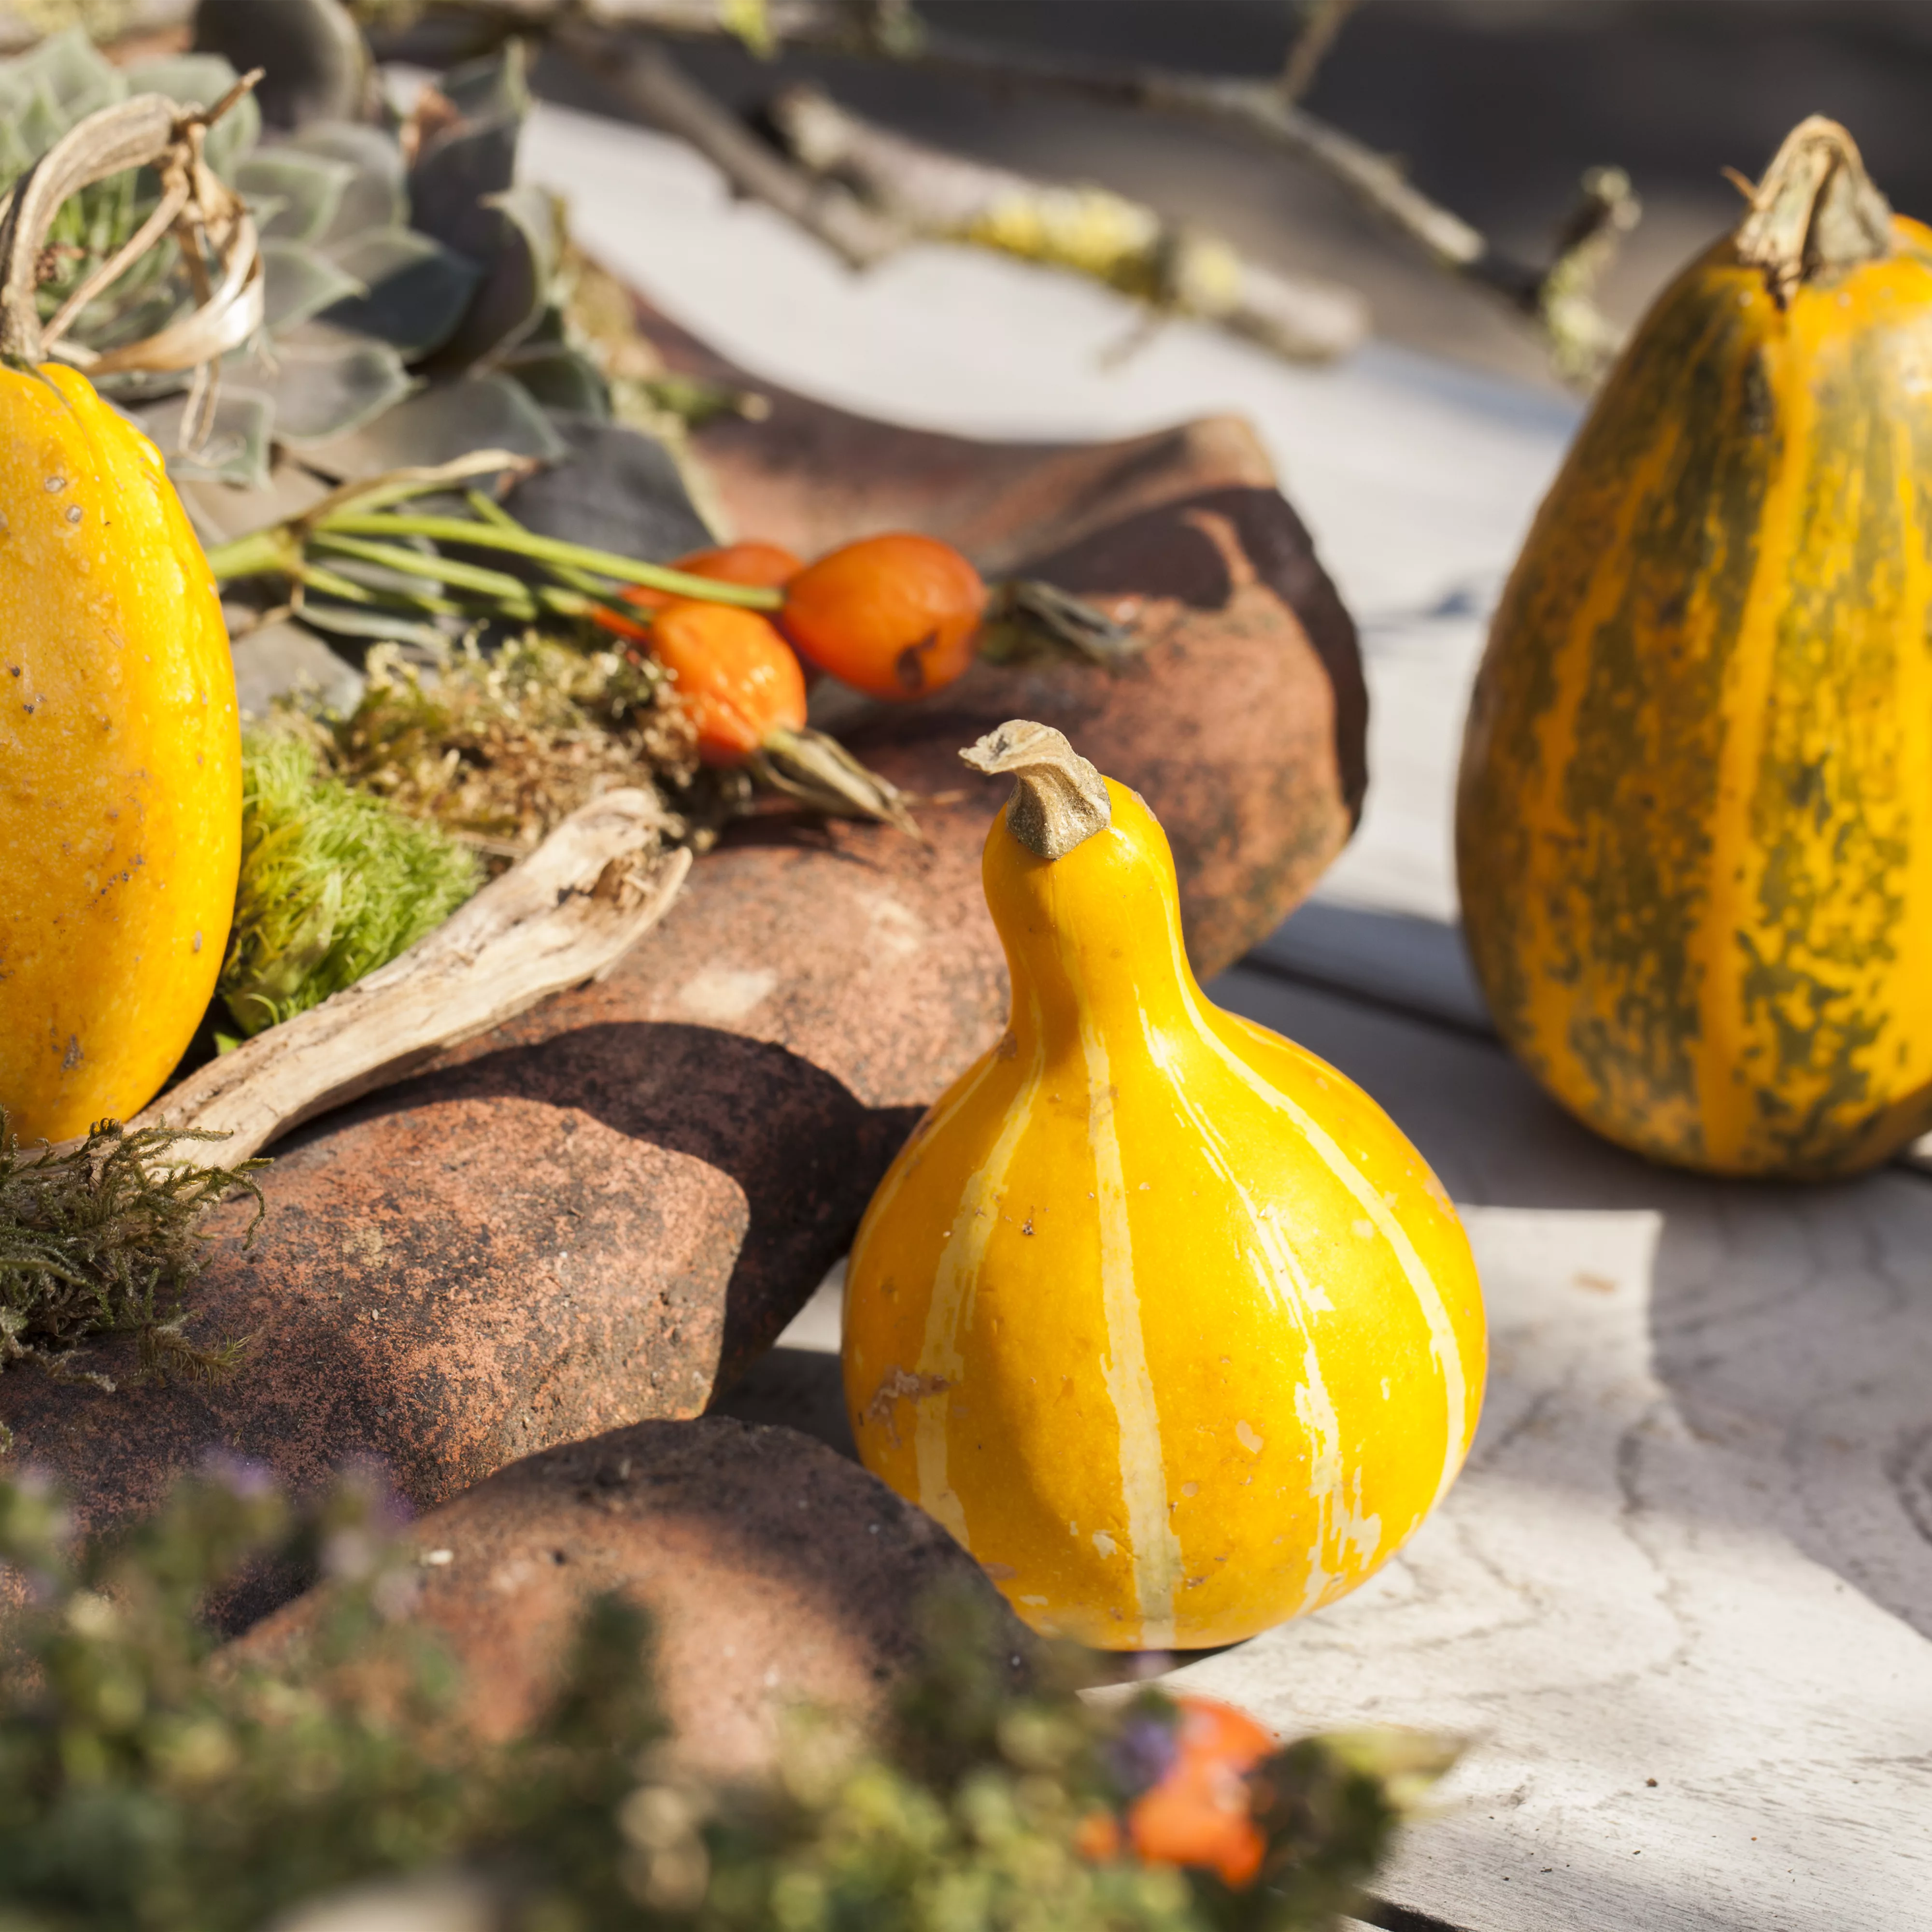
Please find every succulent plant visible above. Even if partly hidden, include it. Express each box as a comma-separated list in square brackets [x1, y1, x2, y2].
[0, 0, 933, 844]
[0, 1, 715, 657]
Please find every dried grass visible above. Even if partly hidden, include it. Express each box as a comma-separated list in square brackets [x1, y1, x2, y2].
[291, 633, 701, 865]
[0, 1116, 263, 1392]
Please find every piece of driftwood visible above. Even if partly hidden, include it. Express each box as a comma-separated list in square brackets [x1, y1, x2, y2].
[140, 789, 689, 1165]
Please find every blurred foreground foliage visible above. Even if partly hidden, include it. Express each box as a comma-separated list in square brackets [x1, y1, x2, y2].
[0, 1466, 1446, 1932]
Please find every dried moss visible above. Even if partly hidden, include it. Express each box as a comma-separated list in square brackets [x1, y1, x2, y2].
[0, 1115, 263, 1392]
[220, 733, 484, 1039]
[295, 632, 702, 863]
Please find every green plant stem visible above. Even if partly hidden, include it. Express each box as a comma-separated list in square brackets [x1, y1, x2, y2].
[207, 526, 299, 582]
[467, 488, 631, 603]
[297, 562, 384, 607]
[206, 508, 782, 636]
[311, 532, 542, 613]
[465, 488, 520, 531]
[323, 513, 785, 609]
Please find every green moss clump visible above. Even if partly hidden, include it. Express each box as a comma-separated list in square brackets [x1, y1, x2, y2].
[219, 733, 483, 1038]
[0, 1115, 262, 1391]
[0, 1466, 1444, 1932]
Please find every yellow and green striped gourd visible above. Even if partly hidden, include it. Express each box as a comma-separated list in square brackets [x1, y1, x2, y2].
[1459, 116, 1932, 1176]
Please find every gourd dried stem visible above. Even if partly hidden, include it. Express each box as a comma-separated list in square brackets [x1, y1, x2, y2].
[0, 81, 263, 372]
[960, 719, 1110, 861]
[1733, 114, 1892, 302]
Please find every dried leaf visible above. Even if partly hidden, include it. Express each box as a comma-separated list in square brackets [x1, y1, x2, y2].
[85, 238, 265, 377]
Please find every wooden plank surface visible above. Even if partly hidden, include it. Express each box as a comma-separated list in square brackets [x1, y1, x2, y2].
[523, 94, 1932, 1929]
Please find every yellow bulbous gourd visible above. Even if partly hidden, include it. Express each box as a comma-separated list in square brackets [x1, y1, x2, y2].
[0, 365, 241, 1140]
[843, 722, 1486, 1650]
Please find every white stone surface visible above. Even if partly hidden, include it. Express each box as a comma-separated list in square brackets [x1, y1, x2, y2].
[1200, 973, 1932, 1932]
[515, 93, 1932, 1930]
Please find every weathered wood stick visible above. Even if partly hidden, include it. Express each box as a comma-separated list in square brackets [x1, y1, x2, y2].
[764, 82, 1368, 364]
[135, 789, 690, 1165]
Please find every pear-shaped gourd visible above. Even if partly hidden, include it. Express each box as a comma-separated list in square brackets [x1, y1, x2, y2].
[843, 722, 1486, 1649]
[1459, 117, 1932, 1176]
[0, 104, 242, 1140]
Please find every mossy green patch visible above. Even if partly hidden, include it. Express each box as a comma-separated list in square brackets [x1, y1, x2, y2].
[219, 732, 483, 1039]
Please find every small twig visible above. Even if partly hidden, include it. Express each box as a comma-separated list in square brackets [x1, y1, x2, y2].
[768, 83, 1364, 364]
[556, 27, 901, 271]
[1534, 165, 1641, 386]
[1279, 0, 1362, 102]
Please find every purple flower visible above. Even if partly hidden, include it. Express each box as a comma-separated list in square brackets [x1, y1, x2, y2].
[1108, 1713, 1179, 1798]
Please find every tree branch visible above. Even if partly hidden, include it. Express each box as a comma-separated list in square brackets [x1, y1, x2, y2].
[8, 0, 1632, 381]
[556, 24, 900, 269]
[1279, 0, 1361, 102]
[373, 0, 1631, 381]
[766, 83, 1366, 362]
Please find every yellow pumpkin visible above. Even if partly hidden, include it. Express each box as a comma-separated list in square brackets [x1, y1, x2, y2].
[842, 722, 1486, 1650]
[1458, 117, 1932, 1176]
[0, 365, 241, 1141]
